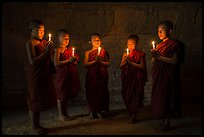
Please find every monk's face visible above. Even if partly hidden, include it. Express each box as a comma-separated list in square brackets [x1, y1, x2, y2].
[158, 25, 171, 41]
[90, 36, 102, 49]
[59, 34, 69, 47]
[127, 39, 136, 51]
[31, 25, 45, 40]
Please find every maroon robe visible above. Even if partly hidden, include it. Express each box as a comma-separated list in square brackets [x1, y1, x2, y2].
[151, 39, 181, 118]
[55, 45, 80, 102]
[121, 49, 147, 114]
[85, 48, 110, 113]
[27, 39, 56, 112]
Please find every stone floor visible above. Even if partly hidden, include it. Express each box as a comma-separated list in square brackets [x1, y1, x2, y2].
[2, 98, 202, 135]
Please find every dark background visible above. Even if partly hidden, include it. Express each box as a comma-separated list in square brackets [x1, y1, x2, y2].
[2, 2, 202, 109]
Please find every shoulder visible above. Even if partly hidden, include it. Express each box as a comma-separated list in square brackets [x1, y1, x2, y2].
[85, 49, 92, 55]
[136, 49, 145, 55]
[102, 47, 109, 52]
[42, 39, 47, 45]
[54, 47, 62, 53]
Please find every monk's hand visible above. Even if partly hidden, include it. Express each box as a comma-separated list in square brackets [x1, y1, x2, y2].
[69, 56, 76, 63]
[46, 41, 54, 48]
[151, 50, 160, 59]
[98, 56, 102, 62]
[95, 56, 100, 63]
[127, 57, 133, 65]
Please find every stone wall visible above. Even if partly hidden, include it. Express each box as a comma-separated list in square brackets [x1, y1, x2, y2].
[2, 2, 202, 107]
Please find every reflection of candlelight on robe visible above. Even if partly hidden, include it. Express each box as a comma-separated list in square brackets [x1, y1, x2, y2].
[98, 46, 101, 55]
[126, 48, 129, 56]
[152, 41, 155, 49]
[72, 48, 75, 57]
[48, 34, 51, 41]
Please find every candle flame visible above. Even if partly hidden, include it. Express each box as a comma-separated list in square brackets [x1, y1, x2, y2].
[152, 41, 155, 45]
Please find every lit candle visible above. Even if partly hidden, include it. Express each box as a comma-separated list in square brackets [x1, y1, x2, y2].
[48, 33, 51, 41]
[126, 48, 129, 56]
[152, 41, 155, 50]
[72, 47, 75, 57]
[98, 46, 101, 55]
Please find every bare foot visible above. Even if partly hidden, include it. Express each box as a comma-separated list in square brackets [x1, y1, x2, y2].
[59, 115, 70, 121]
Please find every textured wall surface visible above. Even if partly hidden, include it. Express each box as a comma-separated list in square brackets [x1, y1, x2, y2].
[2, 2, 202, 107]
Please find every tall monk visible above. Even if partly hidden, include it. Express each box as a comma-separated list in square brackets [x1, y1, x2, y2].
[25, 19, 56, 134]
[84, 33, 110, 119]
[150, 20, 183, 131]
[120, 34, 147, 124]
[54, 29, 81, 121]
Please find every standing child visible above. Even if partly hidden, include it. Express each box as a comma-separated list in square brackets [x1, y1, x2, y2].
[25, 19, 56, 134]
[120, 34, 147, 124]
[84, 33, 110, 119]
[150, 20, 182, 131]
[54, 29, 81, 121]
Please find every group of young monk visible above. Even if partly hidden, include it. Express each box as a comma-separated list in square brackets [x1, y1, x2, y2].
[25, 19, 183, 134]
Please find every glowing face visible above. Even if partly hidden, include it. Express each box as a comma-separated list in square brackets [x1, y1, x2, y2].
[158, 25, 169, 40]
[31, 25, 45, 40]
[90, 36, 102, 48]
[127, 39, 136, 51]
[59, 34, 69, 47]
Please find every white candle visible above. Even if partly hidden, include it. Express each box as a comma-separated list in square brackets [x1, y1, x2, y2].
[98, 46, 101, 55]
[152, 41, 155, 49]
[48, 33, 51, 41]
[72, 47, 75, 57]
[126, 48, 129, 56]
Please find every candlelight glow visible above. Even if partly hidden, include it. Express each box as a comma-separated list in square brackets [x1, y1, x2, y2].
[48, 33, 51, 41]
[72, 47, 75, 57]
[126, 48, 129, 56]
[152, 41, 155, 49]
[98, 46, 101, 55]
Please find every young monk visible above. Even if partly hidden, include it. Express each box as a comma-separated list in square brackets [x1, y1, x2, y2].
[54, 29, 80, 121]
[84, 33, 110, 119]
[120, 34, 147, 124]
[150, 20, 183, 131]
[25, 19, 56, 134]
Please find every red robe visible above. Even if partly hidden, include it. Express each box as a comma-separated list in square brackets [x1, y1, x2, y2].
[151, 39, 181, 118]
[121, 49, 147, 114]
[85, 48, 110, 113]
[55, 45, 80, 102]
[27, 39, 56, 112]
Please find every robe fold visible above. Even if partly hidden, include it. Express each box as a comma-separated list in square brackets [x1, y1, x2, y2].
[85, 48, 110, 112]
[121, 49, 147, 114]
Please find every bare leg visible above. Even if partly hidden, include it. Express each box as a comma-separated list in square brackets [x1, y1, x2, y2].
[57, 99, 69, 121]
[29, 111, 48, 134]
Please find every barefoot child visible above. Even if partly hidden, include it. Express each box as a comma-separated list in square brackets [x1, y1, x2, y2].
[120, 34, 147, 123]
[25, 19, 56, 134]
[54, 29, 80, 121]
[84, 33, 110, 119]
